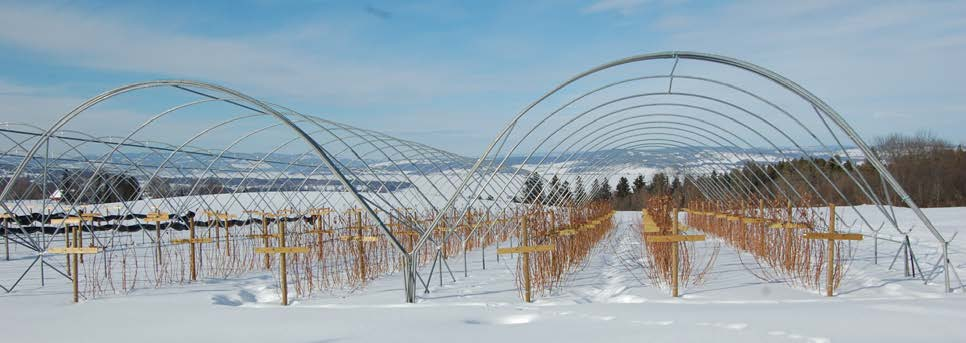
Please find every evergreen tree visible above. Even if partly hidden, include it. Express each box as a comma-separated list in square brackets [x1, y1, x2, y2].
[648, 173, 670, 195]
[522, 173, 544, 204]
[632, 175, 646, 194]
[615, 177, 631, 198]
[559, 181, 573, 205]
[573, 177, 586, 203]
[548, 175, 561, 205]
[594, 178, 613, 200]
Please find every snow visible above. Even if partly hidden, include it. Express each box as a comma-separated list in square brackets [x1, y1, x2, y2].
[1, 207, 965, 342]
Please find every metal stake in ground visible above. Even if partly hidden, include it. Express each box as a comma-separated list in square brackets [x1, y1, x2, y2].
[255, 216, 309, 306]
[803, 203, 862, 296]
[497, 215, 553, 303]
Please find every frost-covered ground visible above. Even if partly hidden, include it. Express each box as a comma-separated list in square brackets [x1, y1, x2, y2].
[2, 207, 965, 342]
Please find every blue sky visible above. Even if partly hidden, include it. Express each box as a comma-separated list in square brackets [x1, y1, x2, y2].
[0, 0, 964, 155]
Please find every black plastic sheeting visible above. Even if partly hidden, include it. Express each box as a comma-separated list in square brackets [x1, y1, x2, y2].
[0, 211, 318, 236]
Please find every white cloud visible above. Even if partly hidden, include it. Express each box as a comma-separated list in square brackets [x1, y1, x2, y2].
[0, 3, 501, 106]
[641, 0, 966, 140]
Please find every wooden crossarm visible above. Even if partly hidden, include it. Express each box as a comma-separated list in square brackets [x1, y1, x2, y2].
[171, 238, 213, 245]
[246, 233, 283, 239]
[497, 244, 554, 254]
[47, 247, 100, 254]
[215, 214, 237, 220]
[338, 235, 381, 242]
[78, 213, 102, 220]
[304, 229, 335, 234]
[145, 213, 170, 222]
[741, 217, 769, 224]
[803, 232, 863, 241]
[50, 217, 82, 225]
[767, 222, 810, 229]
[556, 229, 577, 236]
[255, 246, 310, 254]
[646, 234, 706, 243]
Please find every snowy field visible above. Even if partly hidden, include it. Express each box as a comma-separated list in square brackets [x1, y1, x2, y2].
[2, 207, 965, 342]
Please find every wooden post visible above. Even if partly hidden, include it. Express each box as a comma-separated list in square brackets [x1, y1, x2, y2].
[643, 209, 705, 297]
[213, 212, 221, 250]
[315, 211, 324, 260]
[356, 210, 367, 281]
[254, 214, 309, 306]
[2, 216, 8, 261]
[224, 214, 231, 257]
[279, 219, 288, 305]
[78, 215, 84, 264]
[46, 219, 100, 303]
[65, 221, 71, 276]
[72, 225, 79, 300]
[171, 231, 211, 281]
[803, 203, 862, 297]
[521, 215, 532, 303]
[759, 199, 765, 220]
[495, 214, 555, 303]
[146, 212, 169, 266]
[155, 218, 161, 265]
[671, 208, 679, 297]
[189, 218, 197, 281]
[260, 212, 270, 269]
[827, 203, 835, 297]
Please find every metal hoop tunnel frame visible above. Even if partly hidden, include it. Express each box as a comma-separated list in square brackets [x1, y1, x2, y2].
[0, 51, 956, 299]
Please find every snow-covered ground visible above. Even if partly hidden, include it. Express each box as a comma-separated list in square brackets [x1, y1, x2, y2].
[2, 208, 965, 342]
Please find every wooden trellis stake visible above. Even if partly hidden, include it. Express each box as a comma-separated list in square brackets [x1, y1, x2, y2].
[803, 204, 862, 296]
[645, 208, 706, 297]
[347, 208, 369, 281]
[51, 216, 81, 275]
[307, 208, 333, 260]
[215, 212, 238, 256]
[497, 216, 553, 303]
[254, 218, 309, 306]
[245, 210, 275, 269]
[2, 213, 11, 261]
[47, 218, 100, 303]
[145, 211, 170, 266]
[171, 217, 211, 281]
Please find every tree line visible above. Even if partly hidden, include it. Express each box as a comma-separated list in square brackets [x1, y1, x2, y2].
[517, 131, 966, 209]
